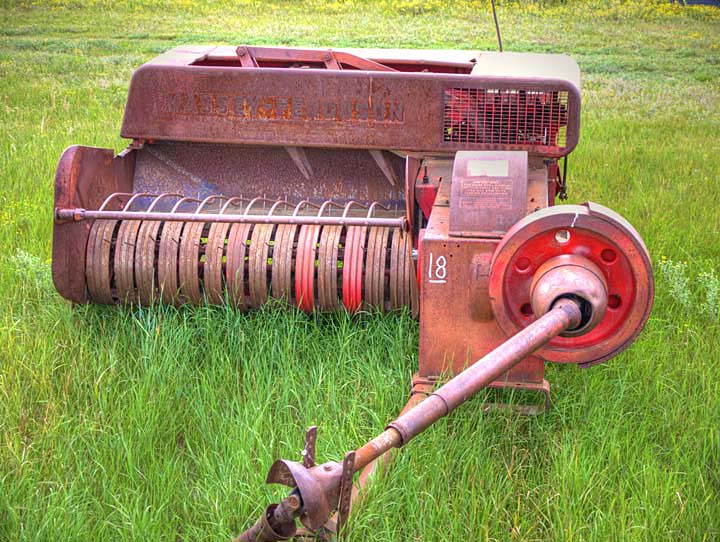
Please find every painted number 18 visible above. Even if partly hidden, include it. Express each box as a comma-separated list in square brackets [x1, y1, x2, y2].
[427, 252, 447, 284]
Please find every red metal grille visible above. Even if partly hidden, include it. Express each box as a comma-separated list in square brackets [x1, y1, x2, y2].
[443, 88, 569, 151]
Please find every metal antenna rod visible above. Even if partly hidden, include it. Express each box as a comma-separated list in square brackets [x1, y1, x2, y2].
[491, 0, 503, 52]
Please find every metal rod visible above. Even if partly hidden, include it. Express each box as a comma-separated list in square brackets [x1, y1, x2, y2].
[352, 298, 582, 471]
[350, 391, 427, 503]
[55, 208, 407, 229]
[491, 0, 503, 53]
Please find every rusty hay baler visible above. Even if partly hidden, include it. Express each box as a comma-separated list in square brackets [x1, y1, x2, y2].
[51, 46, 654, 540]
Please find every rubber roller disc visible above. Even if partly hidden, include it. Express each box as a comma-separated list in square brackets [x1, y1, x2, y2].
[158, 221, 184, 305]
[398, 233, 412, 307]
[134, 220, 162, 304]
[86, 219, 117, 304]
[114, 219, 143, 303]
[342, 226, 366, 312]
[226, 223, 252, 310]
[389, 228, 402, 309]
[408, 234, 420, 318]
[364, 226, 389, 310]
[204, 222, 230, 305]
[249, 224, 274, 308]
[177, 221, 205, 304]
[317, 225, 342, 311]
[271, 224, 297, 304]
[295, 224, 321, 312]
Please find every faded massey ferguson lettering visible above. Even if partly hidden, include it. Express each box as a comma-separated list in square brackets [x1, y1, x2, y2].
[159, 93, 405, 124]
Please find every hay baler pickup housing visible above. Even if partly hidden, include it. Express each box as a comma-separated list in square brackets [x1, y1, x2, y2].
[52, 46, 653, 540]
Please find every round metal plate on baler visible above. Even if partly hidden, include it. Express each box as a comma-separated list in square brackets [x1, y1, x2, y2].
[318, 225, 342, 311]
[86, 219, 117, 304]
[157, 220, 184, 305]
[271, 224, 298, 304]
[342, 226, 366, 312]
[134, 220, 163, 304]
[249, 224, 274, 308]
[295, 224, 321, 312]
[204, 222, 231, 305]
[489, 202, 654, 366]
[225, 223, 252, 311]
[364, 226, 389, 309]
[178, 221, 205, 304]
[114, 218, 143, 303]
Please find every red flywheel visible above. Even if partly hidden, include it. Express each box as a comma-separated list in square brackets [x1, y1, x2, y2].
[489, 202, 654, 367]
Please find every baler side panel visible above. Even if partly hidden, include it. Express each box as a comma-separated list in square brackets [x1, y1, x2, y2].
[120, 65, 579, 157]
[52, 146, 136, 303]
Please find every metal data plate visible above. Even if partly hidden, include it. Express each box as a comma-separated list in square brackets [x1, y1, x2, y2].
[449, 151, 528, 238]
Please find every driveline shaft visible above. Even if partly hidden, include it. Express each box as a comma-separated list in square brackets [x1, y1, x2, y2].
[352, 297, 583, 470]
[237, 298, 582, 542]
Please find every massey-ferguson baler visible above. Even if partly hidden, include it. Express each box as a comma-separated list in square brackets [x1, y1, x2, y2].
[51, 46, 654, 540]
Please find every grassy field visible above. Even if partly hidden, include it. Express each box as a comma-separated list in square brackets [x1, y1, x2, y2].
[1, 1, 719, 540]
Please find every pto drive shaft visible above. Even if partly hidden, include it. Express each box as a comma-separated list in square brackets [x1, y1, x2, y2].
[238, 297, 583, 541]
[354, 297, 582, 468]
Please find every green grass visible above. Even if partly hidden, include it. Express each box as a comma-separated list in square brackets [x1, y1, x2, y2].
[1, 1, 719, 540]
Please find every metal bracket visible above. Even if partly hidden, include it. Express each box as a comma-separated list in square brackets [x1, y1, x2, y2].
[485, 379, 552, 415]
[369, 150, 398, 186]
[336, 451, 356, 538]
[302, 426, 317, 468]
[285, 147, 314, 181]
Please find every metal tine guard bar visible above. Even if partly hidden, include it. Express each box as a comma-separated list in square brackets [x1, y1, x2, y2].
[55, 192, 408, 229]
[238, 297, 583, 542]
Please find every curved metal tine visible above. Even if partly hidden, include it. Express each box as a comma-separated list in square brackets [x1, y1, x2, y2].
[317, 200, 343, 217]
[121, 192, 158, 212]
[267, 200, 295, 216]
[342, 200, 369, 218]
[244, 197, 275, 217]
[170, 196, 202, 213]
[195, 194, 230, 215]
[98, 192, 135, 212]
[219, 196, 249, 215]
[292, 200, 321, 217]
[146, 192, 184, 213]
[366, 201, 389, 218]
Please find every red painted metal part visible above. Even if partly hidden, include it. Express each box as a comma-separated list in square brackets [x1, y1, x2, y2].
[295, 225, 321, 312]
[489, 203, 654, 366]
[414, 183, 438, 221]
[55, 207, 407, 229]
[52, 146, 135, 304]
[233, 46, 398, 72]
[342, 226, 364, 311]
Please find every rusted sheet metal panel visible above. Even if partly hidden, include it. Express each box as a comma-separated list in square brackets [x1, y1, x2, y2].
[120, 47, 580, 156]
[418, 200, 546, 380]
[131, 143, 405, 207]
[52, 146, 135, 304]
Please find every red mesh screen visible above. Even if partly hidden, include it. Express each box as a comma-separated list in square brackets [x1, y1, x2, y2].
[443, 88, 569, 151]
